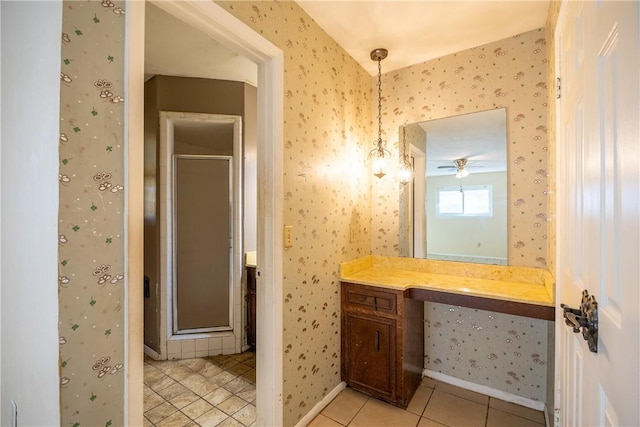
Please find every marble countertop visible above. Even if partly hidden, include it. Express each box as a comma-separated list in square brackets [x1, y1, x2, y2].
[340, 255, 554, 307]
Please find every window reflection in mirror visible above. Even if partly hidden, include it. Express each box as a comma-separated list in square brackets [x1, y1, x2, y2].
[400, 108, 508, 265]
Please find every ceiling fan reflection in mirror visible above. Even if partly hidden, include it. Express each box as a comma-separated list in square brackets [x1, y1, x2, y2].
[436, 158, 484, 179]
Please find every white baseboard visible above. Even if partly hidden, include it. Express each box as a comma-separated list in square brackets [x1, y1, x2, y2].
[295, 381, 347, 427]
[144, 344, 160, 360]
[424, 369, 545, 412]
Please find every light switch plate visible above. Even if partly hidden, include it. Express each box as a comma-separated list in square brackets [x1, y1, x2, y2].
[284, 225, 293, 248]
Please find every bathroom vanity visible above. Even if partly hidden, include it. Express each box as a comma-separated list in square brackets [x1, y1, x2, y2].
[340, 255, 555, 408]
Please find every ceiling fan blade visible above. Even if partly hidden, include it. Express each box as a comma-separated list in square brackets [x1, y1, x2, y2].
[437, 165, 456, 169]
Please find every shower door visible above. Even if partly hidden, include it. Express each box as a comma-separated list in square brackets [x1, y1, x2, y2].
[173, 155, 232, 333]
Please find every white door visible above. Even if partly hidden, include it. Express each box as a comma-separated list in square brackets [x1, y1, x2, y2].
[556, 1, 639, 426]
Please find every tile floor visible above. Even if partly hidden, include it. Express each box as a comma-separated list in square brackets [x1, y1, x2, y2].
[309, 378, 546, 427]
[145, 352, 545, 427]
[144, 352, 256, 426]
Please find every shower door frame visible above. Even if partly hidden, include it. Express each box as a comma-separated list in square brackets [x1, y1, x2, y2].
[159, 111, 243, 354]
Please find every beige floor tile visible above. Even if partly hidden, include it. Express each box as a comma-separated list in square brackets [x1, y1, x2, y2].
[195, 407, 230, 427]
[156, 382, 189, 401]
[143, 390, 166, 412]
[153, 360, 184, 373]
[417, 417, 447, 427]
[155, 410, 192, 427]
[180, 358, 210, 372]
[218, 395, 248, 416]
[350, 398, 421, 427]
[233, 403, 257, 425]
[189, 378, 220, 397]
[486, 408, 545, 427]
[240, 369, 256, 384]
[308, 414, 345, 427]
[435, 382, 489, 405]
[227, 363, 252, 377]
[145, 401, 179, 424]
[164, 365, 196, 381]
[200, 364, 224, 379]
[168, 389, 200, 410]
[236, 384, 256, 402]
[230, 352, 254, 363]
[180, 373, 208, 390]
[144, 364, 167, 385]
[218, 417, 245, 427]
[211, 370, 238, 386]
[422, 377, 437, 389]
[321, 388, 369, 425]
[182, 398, 214, 419]
[218, 358, 240, 370]
[224, 377, 252, 394]
[423, 390, 487, 427]
[406, 385, 434, 416]
[489, 398, 545, 423]
[143, 416, 154, 427]
[149, 375, 178, 393]
[204, 387, 234, 406]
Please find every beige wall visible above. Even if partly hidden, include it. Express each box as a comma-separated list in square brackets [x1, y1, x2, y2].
[374, 29, 550, 270]
[58, 1, 127, 424]
[218, 3, 373, 424]
[383, 30, 553, 404]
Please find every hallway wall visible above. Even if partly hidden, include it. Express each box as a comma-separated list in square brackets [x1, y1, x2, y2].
[218, 3, 374, 425]
[57, 0, 127, 424]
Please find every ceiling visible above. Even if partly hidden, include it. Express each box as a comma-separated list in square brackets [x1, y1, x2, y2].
[297, 1, 551, 75]
[145, 1, 550, 80]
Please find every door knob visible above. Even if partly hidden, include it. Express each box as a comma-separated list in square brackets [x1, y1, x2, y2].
[561, 289, 598, 353]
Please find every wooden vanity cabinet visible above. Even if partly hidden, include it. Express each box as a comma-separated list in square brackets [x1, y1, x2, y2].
[246, 266, 257, 350]
[341, 282, 424, 408]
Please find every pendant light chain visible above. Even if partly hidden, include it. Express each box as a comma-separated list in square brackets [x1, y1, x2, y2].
[377, 57, 383, 145]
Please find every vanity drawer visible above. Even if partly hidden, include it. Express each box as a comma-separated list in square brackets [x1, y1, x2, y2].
[343, 283, 397, 315]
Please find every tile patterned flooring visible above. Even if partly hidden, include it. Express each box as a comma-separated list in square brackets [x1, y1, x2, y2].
[144, 352, 257, 426]
[310, 378, 546, 427]
[145, 352, 545, 427]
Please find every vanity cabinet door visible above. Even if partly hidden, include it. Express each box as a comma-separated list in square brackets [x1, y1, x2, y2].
[344, 313, 396, 401]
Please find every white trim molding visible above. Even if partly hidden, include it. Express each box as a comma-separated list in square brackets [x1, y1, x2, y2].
[294, 382, 347, 427]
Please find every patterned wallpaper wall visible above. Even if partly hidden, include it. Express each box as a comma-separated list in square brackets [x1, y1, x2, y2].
[58, 1, 126, 425]
[424, 304, 549, 402]
[218, 2, 373, 425]
[383, 29, 552, 404]
[373, 29, 550, 270]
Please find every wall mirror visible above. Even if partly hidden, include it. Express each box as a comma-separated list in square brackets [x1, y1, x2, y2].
[400, 108, 508, 265]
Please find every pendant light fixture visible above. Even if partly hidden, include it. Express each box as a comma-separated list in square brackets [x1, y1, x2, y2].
[369, 48, 390, 178]
[398, 125, 413, 185]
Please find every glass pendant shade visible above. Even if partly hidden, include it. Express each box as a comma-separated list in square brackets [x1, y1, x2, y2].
[370, 143, 390, 178]
[455, 168, 470, 179]
[399, 160, 413, 185]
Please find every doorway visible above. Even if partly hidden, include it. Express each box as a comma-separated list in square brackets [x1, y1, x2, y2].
[126, 2, 285, 425]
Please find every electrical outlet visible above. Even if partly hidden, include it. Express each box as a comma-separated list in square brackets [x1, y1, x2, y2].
[284, 225, 293, 248]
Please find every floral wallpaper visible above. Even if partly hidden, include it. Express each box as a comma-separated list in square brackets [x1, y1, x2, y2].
[58, 1, 126, 425]
[374, 28, 550, 270]
[218, 2, 373, 425]
[381, 29, 552, 405]
[424, 303, 549, 402]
